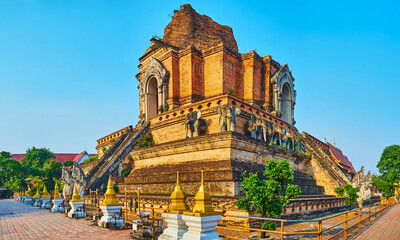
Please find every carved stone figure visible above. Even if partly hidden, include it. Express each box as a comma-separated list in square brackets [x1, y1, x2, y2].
[61, 163, 87, 198]
[271, 122, 285, 146]
[244, 115, 257, 139]
[184, 111, 206, 138]
[352, 166, 372, 206]
[283, 126, 296, 151]
[216, 106, 241, 132]
[255, 115, 271, 142]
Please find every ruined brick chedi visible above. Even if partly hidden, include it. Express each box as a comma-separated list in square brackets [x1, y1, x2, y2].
[75, 4, 356, 197]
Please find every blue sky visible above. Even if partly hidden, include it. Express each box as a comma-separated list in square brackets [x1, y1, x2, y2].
[0, 0, 399, 174]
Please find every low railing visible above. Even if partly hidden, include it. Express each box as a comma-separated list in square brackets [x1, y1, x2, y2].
[218, 197, 396, 240]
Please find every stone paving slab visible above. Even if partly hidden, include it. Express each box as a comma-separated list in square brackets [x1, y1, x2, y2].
[354, 204, 400, 240]
[0, 199, 131, 240]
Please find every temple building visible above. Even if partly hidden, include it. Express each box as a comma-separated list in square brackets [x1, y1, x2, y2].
[69, 4, 357, 202]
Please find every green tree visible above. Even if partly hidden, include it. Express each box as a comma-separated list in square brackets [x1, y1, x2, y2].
[372, 174, 393, 199]
[4, 176, 24, 192]
[237, 158, 301, 237]
[334, 184, 360, 210]
[42, 158, 63, 190]
[0, 151, 12, 159]
[63, 160, 75, 167]
[377, 145, 400, 175]
[21, 147, 55, 170]
[374, 145, 400, 198]
[0, 157, 23, 186]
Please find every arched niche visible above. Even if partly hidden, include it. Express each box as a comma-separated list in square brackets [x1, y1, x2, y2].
[271, 64, 296, 125]
[139, 57, 169, 121]
[281, 83, 292, 123]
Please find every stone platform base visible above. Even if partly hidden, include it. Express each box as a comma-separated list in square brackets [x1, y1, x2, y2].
[67, 201, 86, 218]
[181, 214, 222, 240]
[51, 199, 64, 212]
[98, 205, 124, 228]
[159, 213, 188, 240]
[41, 198, 51, 209]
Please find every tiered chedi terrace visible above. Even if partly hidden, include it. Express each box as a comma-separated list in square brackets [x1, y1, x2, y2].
[71, 4, 356, 207]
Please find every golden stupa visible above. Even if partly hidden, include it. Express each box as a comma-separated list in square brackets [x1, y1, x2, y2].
[33, 188, 40, 198]
[26, 187, 33, 196]
[184, 170, 220, 217]
[167, 172, 189, 214]
[70, 183, 82, 202]
[100, 175, 121, 206]
[53, 183, 61, 200]
[41, 185, 50, 198]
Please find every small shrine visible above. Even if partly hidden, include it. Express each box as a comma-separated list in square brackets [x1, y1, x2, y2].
[67, 183, 86, 218]
[51, 183, 64, 212]
[159, 172, 190, 240]
[98, 176, 124, 228]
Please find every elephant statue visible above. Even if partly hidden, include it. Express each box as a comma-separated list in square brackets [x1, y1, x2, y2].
[244, 114, 270, 141]
[184, 111, 206, 138]
[255, 115, 272, 142]
[216, 105, 241, 132]
[244, 114, 257, 138]
[283, 126, 296, 151]
[272, 122, 285, 146]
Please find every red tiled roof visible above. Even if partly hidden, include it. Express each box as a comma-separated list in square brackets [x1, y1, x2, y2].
[328, 143, 357, 175]
[72, 151, 85, 163]
[12, 152, 95, 164]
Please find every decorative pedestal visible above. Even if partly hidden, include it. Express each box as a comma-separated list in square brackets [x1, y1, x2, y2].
[68, 201, 86, 218]
[159, 213, 188, 240]
[33, 198, 41, 207]
[181, 214, 222, 240]
[25, 196, 33, 205]
[41, 198, 51, 209]
[98, 205, 124, 228]
[51, 199, 64, 212]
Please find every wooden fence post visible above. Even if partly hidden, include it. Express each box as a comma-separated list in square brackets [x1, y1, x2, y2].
[318, 220, 322, 240]
[280, 220, 284, 240]
[344, 212, 348, 239]
[359, 208, 362, 229]
[368, 206, 371, 222]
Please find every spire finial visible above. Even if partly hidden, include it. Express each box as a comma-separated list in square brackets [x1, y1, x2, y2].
[334, 139, 336, 147]
[177, 171, 180, 186]
[201, 170, 204, 187]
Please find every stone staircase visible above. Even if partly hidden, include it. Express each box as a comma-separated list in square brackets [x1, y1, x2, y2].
[85, 122, 150, 193]
[299, 132, 350, 195]
[293, 170, 325, 195]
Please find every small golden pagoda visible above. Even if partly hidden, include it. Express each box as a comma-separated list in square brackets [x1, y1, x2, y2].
[70, 183, 82, 202]
[167, 172, 189, 214]
[183, 171, 220, 217]
[100, 175, 121, 206]
[33, 188, 40, 198]
[53, 183, 61, 200]
[26, 187, 32, 196]
[41, 185, 50, 198]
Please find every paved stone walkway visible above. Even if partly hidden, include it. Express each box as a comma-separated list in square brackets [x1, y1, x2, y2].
[354, 204, 400, 240]
[0, 199, 131, 240]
